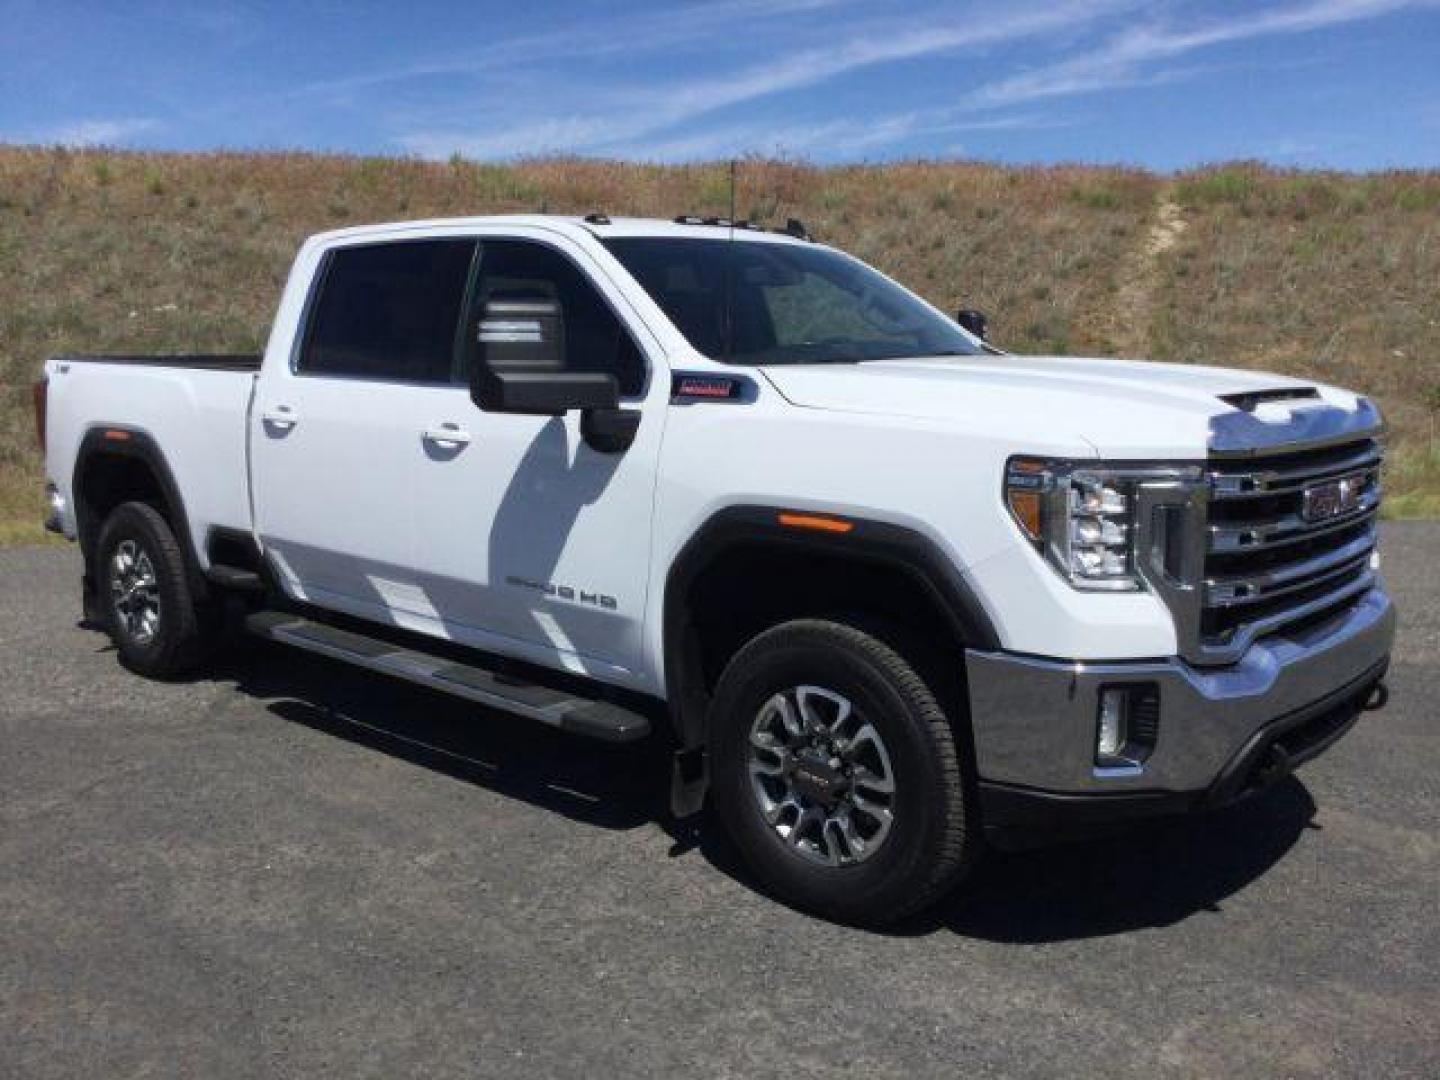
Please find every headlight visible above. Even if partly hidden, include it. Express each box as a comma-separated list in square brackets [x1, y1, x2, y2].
[1004, 457, 1200, 592]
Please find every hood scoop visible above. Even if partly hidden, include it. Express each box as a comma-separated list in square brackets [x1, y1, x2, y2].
[1219, 387, 1320, 413]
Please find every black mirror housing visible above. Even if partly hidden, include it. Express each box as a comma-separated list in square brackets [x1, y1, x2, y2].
[469, 294, 619, 415]
[471, 369, 618, 416]
[956, 308, 988, 341]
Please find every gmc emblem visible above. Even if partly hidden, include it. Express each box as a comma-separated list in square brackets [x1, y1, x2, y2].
[1302, 474, 1366, 523]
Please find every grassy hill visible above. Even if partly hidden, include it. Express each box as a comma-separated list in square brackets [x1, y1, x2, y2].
[1, 147, 1437, 543]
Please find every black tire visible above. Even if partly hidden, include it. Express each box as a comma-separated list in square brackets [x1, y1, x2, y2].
[95, 501, 217, 678]
[709, 618, 977, 925]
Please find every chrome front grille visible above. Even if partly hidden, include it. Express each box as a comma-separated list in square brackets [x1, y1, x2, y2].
[1200, 436, 1381, 656]
[1135, 396, 1385, 666]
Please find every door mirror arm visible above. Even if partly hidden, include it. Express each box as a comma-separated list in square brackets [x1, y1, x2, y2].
[581, 406, 640, 454]
[956, 308, 988, 341]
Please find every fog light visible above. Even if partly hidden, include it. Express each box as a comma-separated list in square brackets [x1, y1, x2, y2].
[1095, 684, 1160, 773]
[1097, 689, 1127, 761]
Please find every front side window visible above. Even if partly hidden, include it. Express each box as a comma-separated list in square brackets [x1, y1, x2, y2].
[472, 239, 646, 396]
[604, 237, 983, 366]
[299, 239, 477, 382]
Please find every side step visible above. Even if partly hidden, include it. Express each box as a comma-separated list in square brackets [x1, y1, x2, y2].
[244, 611, 651, 743]
[206, 564, 266, 592]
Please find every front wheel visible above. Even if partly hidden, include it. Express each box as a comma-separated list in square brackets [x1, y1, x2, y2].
[709, 619, 977, 925]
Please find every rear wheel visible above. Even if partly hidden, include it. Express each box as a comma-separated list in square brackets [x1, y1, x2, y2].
[96, 501, 217, 678]
[709, 618, 977, 925]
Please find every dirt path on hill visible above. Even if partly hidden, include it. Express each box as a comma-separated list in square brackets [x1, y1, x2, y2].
[1102, 186, 1187, 358]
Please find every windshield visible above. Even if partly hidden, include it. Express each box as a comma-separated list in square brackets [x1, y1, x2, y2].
[603, 237, 984, 365]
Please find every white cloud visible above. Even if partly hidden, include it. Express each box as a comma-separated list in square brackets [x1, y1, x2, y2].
[45, 118, 160, 148]
[965, 0, 1438, 108]
[398, 0, 1138, 160]
[290, 0, 854, 103]
[617, 112, 1071, 163]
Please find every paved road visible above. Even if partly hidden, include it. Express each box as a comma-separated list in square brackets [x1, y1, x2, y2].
[2, 526, 1437, 1079]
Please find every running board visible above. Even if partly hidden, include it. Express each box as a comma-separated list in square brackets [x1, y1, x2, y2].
[206, 564, 266, 592]
[244, 611, 651, 743]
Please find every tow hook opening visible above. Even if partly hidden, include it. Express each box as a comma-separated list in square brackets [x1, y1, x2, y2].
[1362, 681, 1389, 712]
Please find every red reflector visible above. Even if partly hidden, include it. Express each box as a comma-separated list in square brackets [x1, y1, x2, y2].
[674, 376, 737, 400]
[103, 429, 133, 442]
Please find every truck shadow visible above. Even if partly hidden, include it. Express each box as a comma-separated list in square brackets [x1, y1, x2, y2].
[917, 778, 1318, 942]
[221, 640, 672, 834]
[216, 638, 1317, 943]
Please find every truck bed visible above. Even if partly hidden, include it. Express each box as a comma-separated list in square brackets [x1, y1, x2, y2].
[44, 353, 261, 564]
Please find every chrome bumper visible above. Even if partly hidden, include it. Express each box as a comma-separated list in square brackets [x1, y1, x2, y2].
[966, 584, 1395, 796]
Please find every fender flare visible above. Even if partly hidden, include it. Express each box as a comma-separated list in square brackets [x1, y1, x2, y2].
[662, 505, 1000, 749]
[72, 426, 208, 596]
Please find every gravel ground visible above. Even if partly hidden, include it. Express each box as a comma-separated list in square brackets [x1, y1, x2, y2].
[2, 525, 1437, 1079]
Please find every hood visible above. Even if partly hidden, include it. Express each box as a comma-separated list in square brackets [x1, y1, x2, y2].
[760, 355, 1364, 459]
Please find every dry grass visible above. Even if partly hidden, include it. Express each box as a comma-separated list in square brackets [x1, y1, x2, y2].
[1, 148, 1436, 543]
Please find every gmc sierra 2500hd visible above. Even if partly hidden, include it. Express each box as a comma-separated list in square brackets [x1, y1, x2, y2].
[36, 214, 1394, 924]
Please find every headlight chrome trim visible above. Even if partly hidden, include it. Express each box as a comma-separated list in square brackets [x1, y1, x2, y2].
[1005, 457, 1205, 594]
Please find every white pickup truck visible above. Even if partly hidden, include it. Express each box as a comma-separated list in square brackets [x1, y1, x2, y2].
[36, 213, 1394, 924]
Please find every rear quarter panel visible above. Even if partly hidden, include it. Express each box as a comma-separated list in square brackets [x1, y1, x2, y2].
[44, 358, 256, 565]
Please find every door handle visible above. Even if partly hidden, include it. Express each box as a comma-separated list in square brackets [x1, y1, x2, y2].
[422, 424, 472, 448]
[261, 405, 299, 429]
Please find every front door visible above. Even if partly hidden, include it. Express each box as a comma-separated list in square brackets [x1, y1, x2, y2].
[407, 232, 668, 688]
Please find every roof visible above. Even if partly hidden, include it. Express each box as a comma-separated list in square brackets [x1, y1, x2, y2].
[307, 214, 812, 248]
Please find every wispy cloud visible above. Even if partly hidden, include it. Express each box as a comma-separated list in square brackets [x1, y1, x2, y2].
[398, 0, 1137, 159]
[287, 0, 851, 105]
[964, 0, 1439, 108]
[44, 118, 160, 148]
[10, 0, 1432, 166]
[622, 112, 1073, 163]
[394, 0, 1428, 162]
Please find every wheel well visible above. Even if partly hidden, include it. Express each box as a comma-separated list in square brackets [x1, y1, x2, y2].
[75, 452, 172, 552]
[70, 433, 207, 608]
[676, 543, 968, 726]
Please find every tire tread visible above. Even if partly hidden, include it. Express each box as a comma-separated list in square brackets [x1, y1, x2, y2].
[96, 501, 214, 678]
[711, 618, 978, 924]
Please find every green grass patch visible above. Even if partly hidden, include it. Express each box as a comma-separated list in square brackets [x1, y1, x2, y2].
[1176, 168, 1256, 207]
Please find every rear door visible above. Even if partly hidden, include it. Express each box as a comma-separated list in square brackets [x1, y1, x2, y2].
[250, 237, 478, 619]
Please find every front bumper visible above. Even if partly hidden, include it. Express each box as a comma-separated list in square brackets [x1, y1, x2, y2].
[966, 584, 1395, 845]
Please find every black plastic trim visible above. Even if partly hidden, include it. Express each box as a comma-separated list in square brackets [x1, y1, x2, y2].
[72, 426, 208, 597]
[1202, 657, 1387, 806]
[662, 505, 1000, 748]
[978, 782, 1197, 848]
[56, 353, 261, 372]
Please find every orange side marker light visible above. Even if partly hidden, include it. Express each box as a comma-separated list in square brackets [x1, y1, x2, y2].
[777, 512, 854, 534]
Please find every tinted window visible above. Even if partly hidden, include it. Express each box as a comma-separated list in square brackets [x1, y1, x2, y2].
[474, 240, 645, 395]
[604, 238, 983, 365]
[301, 239, 476, 382]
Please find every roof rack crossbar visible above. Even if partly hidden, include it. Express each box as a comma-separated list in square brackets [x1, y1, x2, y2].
[673, 214, 779, 232]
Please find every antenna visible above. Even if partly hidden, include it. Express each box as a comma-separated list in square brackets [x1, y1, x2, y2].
[724, 159, 737, 363]
[728, 159, 737, 226]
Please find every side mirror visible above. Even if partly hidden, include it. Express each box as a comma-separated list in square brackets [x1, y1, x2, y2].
[470, 297, 618, 416]
[956, 308, 988, 341]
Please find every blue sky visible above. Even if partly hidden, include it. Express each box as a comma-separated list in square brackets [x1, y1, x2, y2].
[2, 0, 1438, 169]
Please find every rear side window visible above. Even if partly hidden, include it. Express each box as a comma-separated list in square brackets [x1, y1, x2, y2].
[473, 239, 646, 396]
[300, 239, 477, 382]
